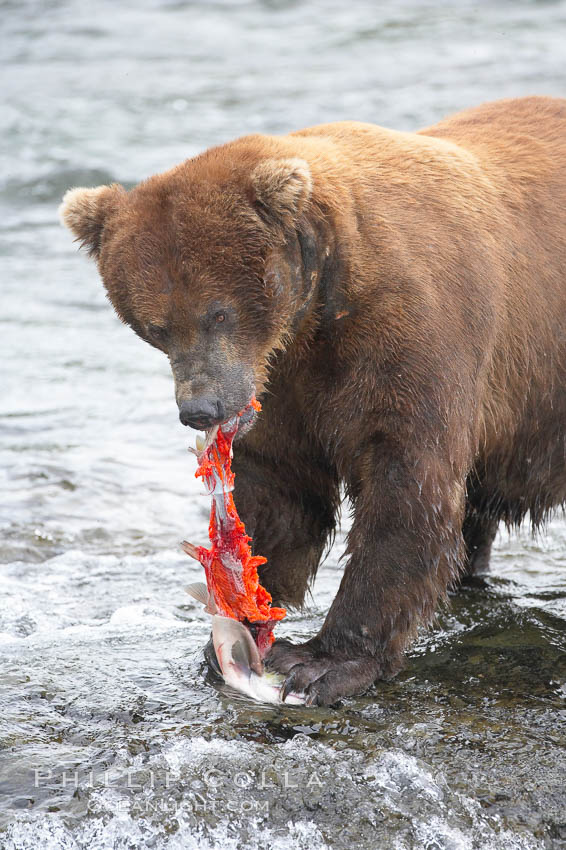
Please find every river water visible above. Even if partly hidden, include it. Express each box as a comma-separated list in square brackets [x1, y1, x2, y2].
[1, 1, 566, 848]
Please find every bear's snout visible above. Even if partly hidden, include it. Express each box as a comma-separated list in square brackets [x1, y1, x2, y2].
[178, 396, 225, 430]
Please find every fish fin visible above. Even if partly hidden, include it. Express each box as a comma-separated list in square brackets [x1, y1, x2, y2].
[181, 541, 201, 561]
[212, 615, 263, 676]
[185, 582, 209, 607]
[204, 591, 218, 615]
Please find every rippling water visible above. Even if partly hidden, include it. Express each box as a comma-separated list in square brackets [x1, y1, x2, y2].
[2, 1, 566, 848]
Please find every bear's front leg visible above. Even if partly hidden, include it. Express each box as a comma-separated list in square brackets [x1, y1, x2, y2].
[266, 444, 466, 705]
[232, 438, 340, 608]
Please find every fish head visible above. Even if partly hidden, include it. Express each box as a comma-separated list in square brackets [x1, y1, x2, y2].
[211, 614, 264, 678]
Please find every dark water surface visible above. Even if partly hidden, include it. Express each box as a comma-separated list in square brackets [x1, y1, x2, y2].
[1, 1, 566, 847]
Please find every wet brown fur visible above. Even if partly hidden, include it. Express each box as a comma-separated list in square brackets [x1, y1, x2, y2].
[61, 96, 566, 702]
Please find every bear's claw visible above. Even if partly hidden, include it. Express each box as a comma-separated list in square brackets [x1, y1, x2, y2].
[266, 639, 381, 706]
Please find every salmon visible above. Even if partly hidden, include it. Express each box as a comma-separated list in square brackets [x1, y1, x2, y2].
[183, 400, 305, 705]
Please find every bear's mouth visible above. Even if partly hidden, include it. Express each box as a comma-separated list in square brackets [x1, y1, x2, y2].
[194, 399, 258, 454]
[234, 401, 257, 437]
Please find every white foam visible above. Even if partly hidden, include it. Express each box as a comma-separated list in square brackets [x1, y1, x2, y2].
[163, 735, 252, 777]
[365, 750, 445, 803]
[3, 813, 329, 850]
[365, 751, 544, 850]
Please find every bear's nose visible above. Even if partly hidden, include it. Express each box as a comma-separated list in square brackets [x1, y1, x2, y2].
[178, 397, 225, 429]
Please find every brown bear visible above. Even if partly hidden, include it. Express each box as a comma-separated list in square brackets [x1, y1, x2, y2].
[60, 96, 566, 705]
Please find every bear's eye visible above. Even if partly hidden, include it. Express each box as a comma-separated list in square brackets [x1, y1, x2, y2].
[202, 305, 232, 330]
[146, 323, 167, 345]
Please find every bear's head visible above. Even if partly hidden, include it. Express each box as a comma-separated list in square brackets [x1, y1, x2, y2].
[59, 142, 324, 431]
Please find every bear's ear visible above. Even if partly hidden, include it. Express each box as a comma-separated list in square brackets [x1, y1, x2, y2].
[250, 158, 312, 225]
[58, 183, 125, 258]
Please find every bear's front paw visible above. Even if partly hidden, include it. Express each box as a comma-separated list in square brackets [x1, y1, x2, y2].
[266, 639, 381, 706]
